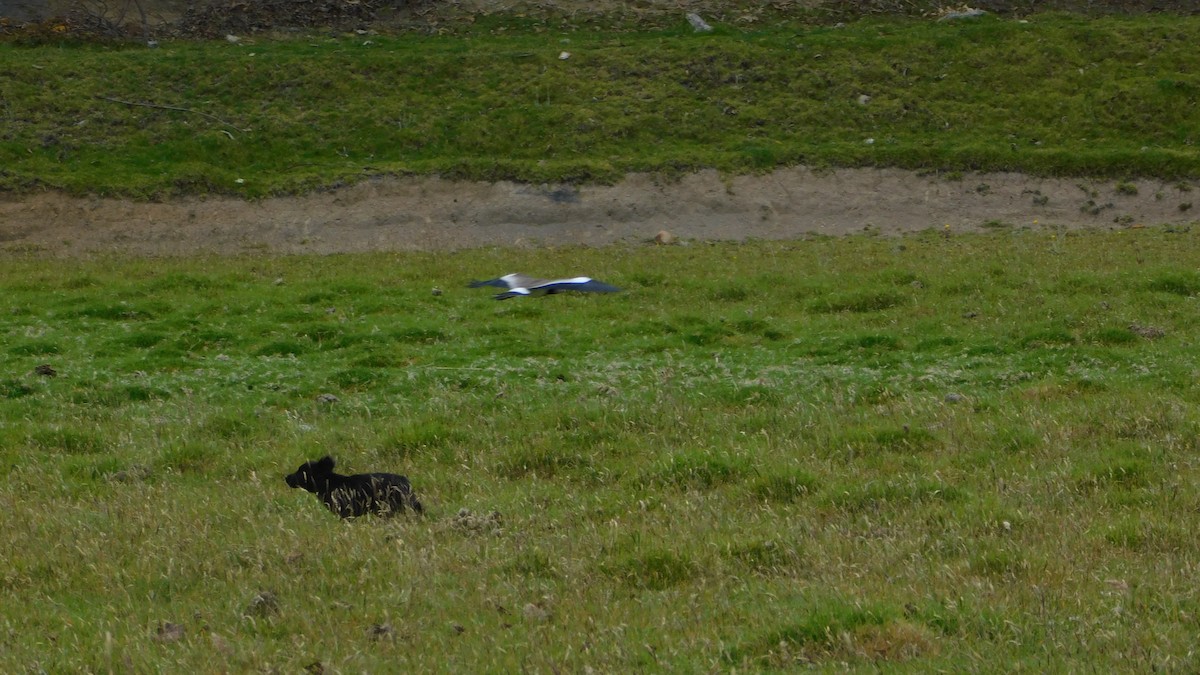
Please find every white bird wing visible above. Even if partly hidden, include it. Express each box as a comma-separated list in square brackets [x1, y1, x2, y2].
[530, 277, 621, 294]
[473, 273, 620, 299]
[493, 287, 532, 300]
[502, 273, 547, 289]
[469, 273, 547, 290]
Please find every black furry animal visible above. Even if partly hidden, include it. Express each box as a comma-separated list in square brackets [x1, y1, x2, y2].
[285, 456, 423, 518]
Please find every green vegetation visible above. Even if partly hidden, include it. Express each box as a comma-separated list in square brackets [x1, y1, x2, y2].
[3, 227, 1200, 670]
[2, 12, 1199, 197]
[4, 6, 1200, 670]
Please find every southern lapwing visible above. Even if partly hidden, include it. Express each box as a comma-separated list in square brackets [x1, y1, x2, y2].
[468, 273, 621, 300]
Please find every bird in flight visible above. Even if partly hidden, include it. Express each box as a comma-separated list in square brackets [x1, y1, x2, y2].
[468, 273, 621, 300]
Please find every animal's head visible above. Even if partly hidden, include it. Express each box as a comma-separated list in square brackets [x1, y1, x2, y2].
[285, 456, 336, 490]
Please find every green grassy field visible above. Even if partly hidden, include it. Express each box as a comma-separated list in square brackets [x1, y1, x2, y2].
[3, 228, 1200, 670]
[3, 11, 1200, 197]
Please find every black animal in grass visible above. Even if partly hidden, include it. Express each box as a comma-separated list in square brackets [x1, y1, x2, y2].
[468, 273, 621, 300]
[285, 456, 423, 518]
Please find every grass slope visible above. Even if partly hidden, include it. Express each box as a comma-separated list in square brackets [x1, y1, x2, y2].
[2, 228, 1200, 670]
[3, 12, 1199, 197]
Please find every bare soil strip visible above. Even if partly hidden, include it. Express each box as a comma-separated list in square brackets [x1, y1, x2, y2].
[1, 168, 1195, 256]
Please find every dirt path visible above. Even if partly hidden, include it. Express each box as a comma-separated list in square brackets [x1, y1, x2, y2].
[0, 168, 1195, 256]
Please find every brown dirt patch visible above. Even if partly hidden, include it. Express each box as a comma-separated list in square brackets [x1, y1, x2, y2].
[1, 168, 1196, 257]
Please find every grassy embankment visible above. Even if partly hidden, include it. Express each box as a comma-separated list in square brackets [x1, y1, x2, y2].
[1, 12, 1198, 197]
[3, 229, 1200, 671]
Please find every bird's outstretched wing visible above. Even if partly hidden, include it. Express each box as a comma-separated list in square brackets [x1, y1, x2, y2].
[470, 273, 620, 300]
[529, 277, 622, 294]
[492, 288, 532, 300]
[468, 278, 510, 289]
[468, 273, 544, 291]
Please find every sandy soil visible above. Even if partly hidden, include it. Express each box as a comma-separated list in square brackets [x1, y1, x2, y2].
[0, 168, 1195, 256]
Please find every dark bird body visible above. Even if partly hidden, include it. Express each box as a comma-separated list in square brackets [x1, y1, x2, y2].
[469, 273, 621, 300]
[285, 456, 422, 518]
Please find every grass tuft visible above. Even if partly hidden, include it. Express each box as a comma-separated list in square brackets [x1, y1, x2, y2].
[1146, 271, 1200, 296]
[810, 289, 909, 314]
[602, 549, 696, 590]
[30, 427, 106, 455]
[643, 451, 749, 489]
[827, 478, 967, 512]
[8, 340, 61, 356]
[724, 597, 894, 665]
[724, 539, 806, 575]
[750, 469, 818, 503]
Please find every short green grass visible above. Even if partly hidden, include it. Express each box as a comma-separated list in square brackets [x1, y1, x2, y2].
[3, 227, 1200, 670]
[3, 12, 1200, 197]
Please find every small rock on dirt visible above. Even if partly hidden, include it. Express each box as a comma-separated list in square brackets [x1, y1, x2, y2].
[454, 508, 503, 533]
[153, 621, 185, 643]
[1129, 323, 1165, 339]
[938, 8, 986, 21]
[523, 602, 551, 623]
[109, 464, 153, 483]
[686, 13, 712, 32]
[210, 632, 232, 655]
[244, 591, 280, 618]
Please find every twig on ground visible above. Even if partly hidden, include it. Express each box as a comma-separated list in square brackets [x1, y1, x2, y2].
[95, 95, 247, 133]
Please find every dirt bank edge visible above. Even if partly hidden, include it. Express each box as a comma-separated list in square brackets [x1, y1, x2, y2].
[1, 167, 1196, 257]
